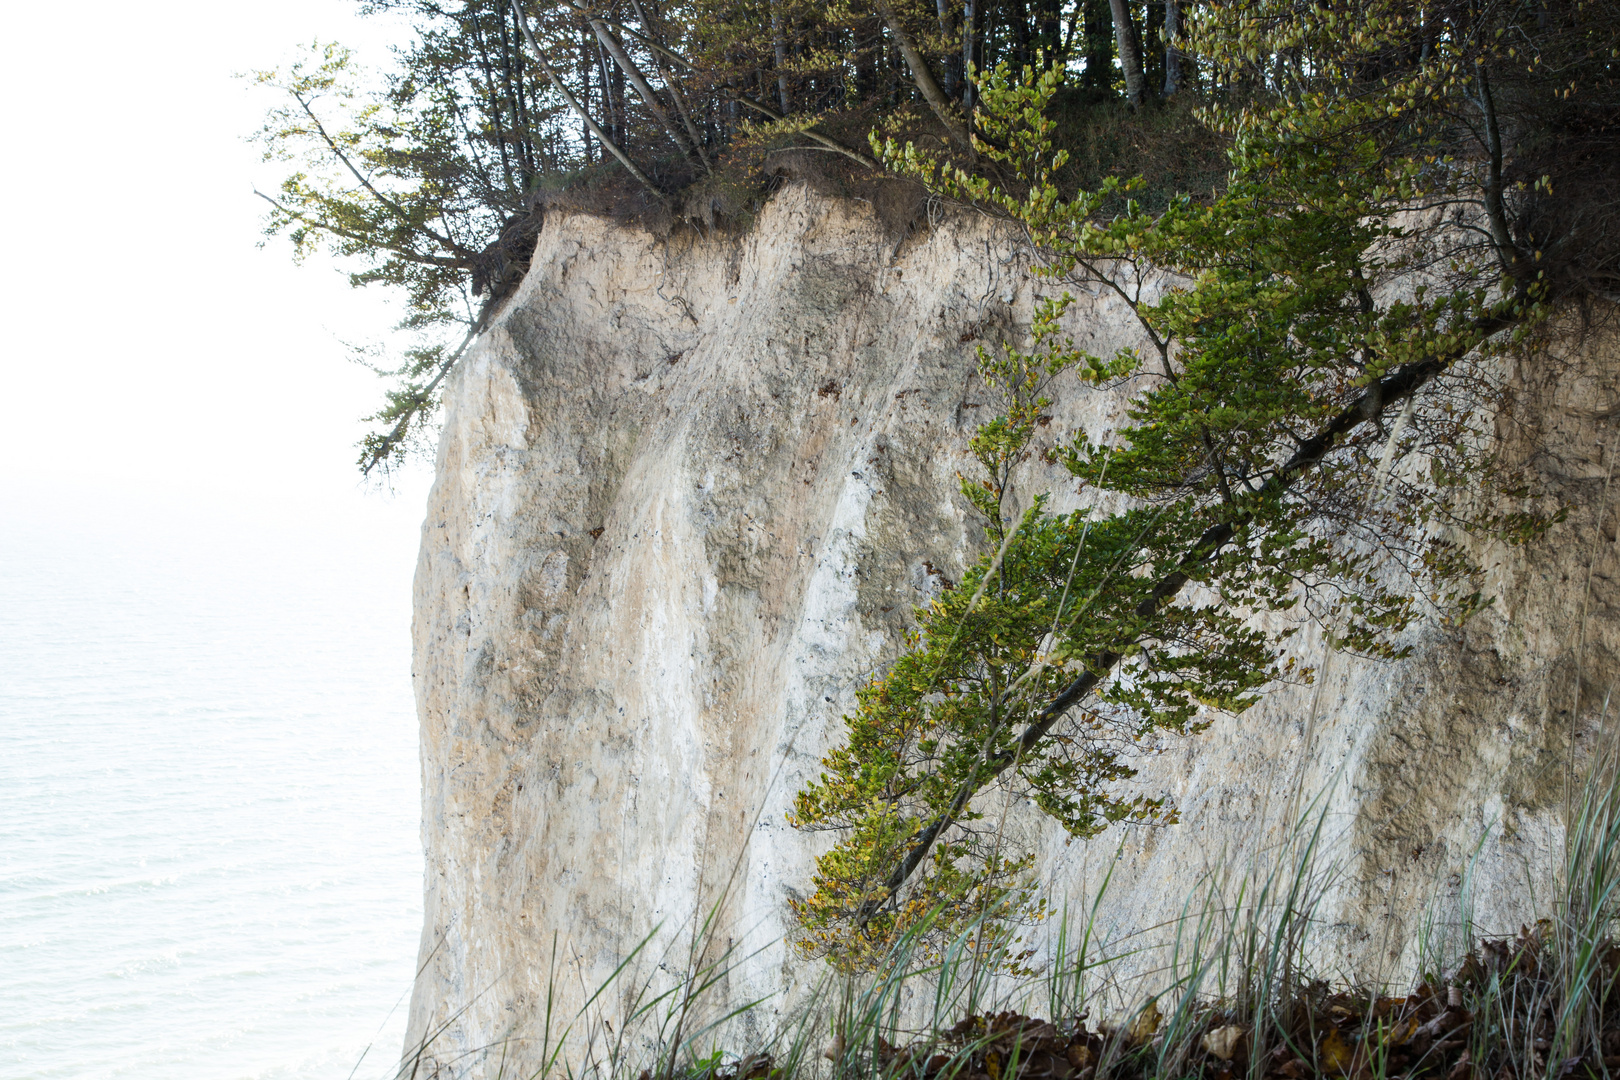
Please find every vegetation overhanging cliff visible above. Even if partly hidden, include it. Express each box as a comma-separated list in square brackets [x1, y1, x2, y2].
[244, 2, 1620, 1076]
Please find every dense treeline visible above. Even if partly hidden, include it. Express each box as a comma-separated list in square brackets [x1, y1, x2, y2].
[252, 0, 1204, 467]
[256, 0, 1194, 318]
[255, 0, 1620, 470]
[353, 0, 1186, 187]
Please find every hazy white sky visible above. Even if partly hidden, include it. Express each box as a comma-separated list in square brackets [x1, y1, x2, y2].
[0, 0, 435, 532]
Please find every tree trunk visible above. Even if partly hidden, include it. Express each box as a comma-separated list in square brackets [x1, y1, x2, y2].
[1038, 0, 1062, 61]
[962, 0, 980, 109]
[578, 29, 595, 160]
[571, 1, 702, 163]
[627, 0, 713, 167]
[858, 313, 1516, 915]
[1011, 0, 1029, 70]
[593, 39, 618, 143]
[1144, 0, 1163, 97]
[874, 0, 971, 150]
[510, 0, 665, 200]
[1107, 0, 1147, 108]
[1082, 0, 1112, 89]
[772, 6, 791, 113]
[1162, 0, 1182, 97]
[936, 0, 956, 97]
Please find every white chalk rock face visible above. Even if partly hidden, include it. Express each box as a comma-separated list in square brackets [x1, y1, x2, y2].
[407, 184, 1620, 1077]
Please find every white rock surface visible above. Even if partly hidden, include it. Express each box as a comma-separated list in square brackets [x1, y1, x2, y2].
[406, 185, 1620, 1077]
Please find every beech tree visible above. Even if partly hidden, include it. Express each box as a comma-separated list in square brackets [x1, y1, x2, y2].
[787, 0, 1620, 969]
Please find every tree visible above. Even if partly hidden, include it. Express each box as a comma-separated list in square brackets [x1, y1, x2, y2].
[788, 0, 1620, 969]
[1107, 0, 1146, 107]
[250, 42, 515, 472]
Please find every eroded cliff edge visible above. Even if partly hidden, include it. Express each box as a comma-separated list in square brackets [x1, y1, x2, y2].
[407, 184, 1620, 1076]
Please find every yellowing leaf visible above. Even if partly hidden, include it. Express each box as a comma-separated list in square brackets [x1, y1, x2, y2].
[1319, 1028, 1358, 1077]
[1129, 1000, 1162, 1043]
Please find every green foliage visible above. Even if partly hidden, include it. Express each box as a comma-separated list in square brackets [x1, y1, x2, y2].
[251, 43, 488, 328]
[251, 2, 1202, 470]
[788, 1, 1610, 969]
[250, 41, 512, 471]
[256, 2, 1620, 472]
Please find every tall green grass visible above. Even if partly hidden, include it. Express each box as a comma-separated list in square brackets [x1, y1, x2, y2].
[388, 738, 1620, 1080]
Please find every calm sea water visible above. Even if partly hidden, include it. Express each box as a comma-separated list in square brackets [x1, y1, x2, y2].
[0, 491, 424, 1080]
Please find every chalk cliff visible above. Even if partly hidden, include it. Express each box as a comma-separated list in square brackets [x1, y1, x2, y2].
[406, 184, 1620, 1076]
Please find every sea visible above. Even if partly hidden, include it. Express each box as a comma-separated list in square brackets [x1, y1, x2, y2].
[0, 486, 426, 1080]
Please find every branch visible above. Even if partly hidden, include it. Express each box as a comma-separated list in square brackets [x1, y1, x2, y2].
[288, 91, 468, 257]
[253, 188, 468, 269]
[360, 323, 480, 475]
[624, 0, 711, 167]
[872, 0, 972, 152]
[730, 94, 879, 169]
[589, 10, 695, 71]
[567, 0, 705, 168]
[859, 312, 1514, 921]
[1472, 61, 1517, 274]
[1107, 0, 1148, 109]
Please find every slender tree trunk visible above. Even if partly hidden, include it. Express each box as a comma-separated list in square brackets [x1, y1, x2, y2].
[579, 29, 595, 160]
[510, 0, 665, 199]
[507, 17, 539, 179]
[1162, 0, 1181, 97]
[467, 12, 519, 195]
[491, 9, 536, 184]
[1039, 0, 1061, 60]
[772, 6, 791, 113]
[1061, 0, 1082, 66]
[856, 19, 874, 102]
[1107, 0, 1147, 108]
[1144, 0, 1163, 96]
[962, 0, 979, 110]
[594, 40, 618, 143]
[874, 0, 971, 149]
[1011, 0, 1029, 71]
[628, 0, 713, 168]
[571, 0, 702, 163]
[1082, 0, 1112, 89]
[936, 0, 956, 97]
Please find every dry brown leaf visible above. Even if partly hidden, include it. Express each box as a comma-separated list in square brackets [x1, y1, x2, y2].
[1202, 1025, 1246, 1062]
[1129, 1000, 1162, 1044]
